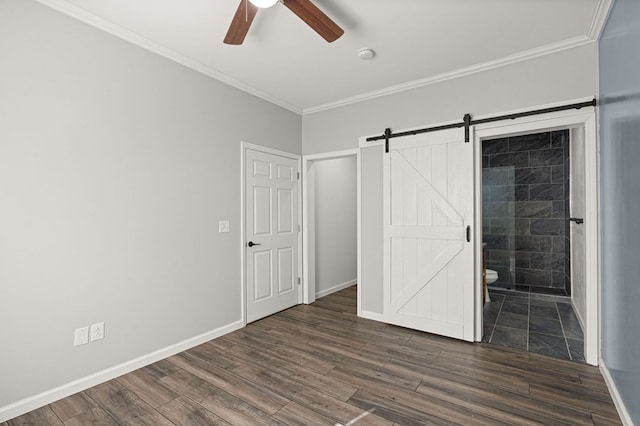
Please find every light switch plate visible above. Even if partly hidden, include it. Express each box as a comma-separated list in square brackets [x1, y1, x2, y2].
[218, 220, 230, 233]
[74, 327, 89, 346]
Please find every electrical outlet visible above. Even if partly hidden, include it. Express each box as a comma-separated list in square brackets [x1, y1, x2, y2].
[74, 327, 89, 346]
[218, 220, 230, 233]
[90, 322, 104, 342]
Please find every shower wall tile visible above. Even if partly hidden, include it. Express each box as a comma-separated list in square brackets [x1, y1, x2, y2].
[515, 167, 551, 184]
[552, 236, 566, 253]
[490, 217, 514, 234]
[552, 165, 564, 182]
[516, 252, 530, 268]
[530, 253, 565, 270]
[490, 186, 514, 201]
[489, 152, 529, 168]
[530, 219, 564, 236]
[552, 271, 566, 288]
[516, 268, 551, 286]
[484, 234, 510, 249]
[509, 133, 551, 151]
[483, 138, 508, 154]
[483, 130, 570, 295]
[515, 219, 530, 235]
[515, 235, 552, 252]
[515, 185, 530, 199]
[530, 183, 564, 201]
[483, 185, 490, 200]
[484, 202, 513, 217]
[515, 201, 553, 218]
[552, 201, 565, 218]
[490, 250, 511, 266]
[530, 148, 564, 166]
[552, 129, 569, 147]
[483, 168, 514, 185]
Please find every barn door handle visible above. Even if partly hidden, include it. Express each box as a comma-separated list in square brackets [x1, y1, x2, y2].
[247, 241, 261, 247]
[466, 226, 471, 242]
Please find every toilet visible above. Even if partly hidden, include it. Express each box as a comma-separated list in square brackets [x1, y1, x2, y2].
[485, 269, 498, 303]
[486, 269, 499, 285]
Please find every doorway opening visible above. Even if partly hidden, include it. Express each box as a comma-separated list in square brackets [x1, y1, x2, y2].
[480, 129, 585, 362]
[474, 107, 599, 365]
[302, 150, 358, 306]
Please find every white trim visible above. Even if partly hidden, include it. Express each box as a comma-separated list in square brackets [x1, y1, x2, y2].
[600, 361, 634, 425]
[588, 0, 615, 40]
[303, 149, 357, 161]
[302, 149, 358, 306]
[473, 100, 600, 365]
[242, 141, 301, 160]
[360, 310, 385, 322]
[474, 125, 484, 342]
[355, 145, 366, 319]
[315, 279, 357, 299]
[241, 142, 302, 324]
[0, 320, 243, 423]
[34, 0, 301, 114]
[303, 37, 595, 115]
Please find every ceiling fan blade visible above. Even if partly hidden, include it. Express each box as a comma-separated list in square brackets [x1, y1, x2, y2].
[224, 0, 258, 45]
[282, 0, 344, 43]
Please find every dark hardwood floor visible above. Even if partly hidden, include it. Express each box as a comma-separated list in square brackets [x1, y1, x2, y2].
[4, 286, 621, 425]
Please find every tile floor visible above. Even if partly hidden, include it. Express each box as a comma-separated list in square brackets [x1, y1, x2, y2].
[482, 288, 585, 362]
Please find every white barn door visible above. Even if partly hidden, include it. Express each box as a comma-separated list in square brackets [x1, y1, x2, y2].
[383, 128, 474, 341]
[245, 148, 299, 323]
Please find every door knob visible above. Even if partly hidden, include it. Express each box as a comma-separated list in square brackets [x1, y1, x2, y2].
[569, 217, 584, 225]
[247, 241, 261, 247]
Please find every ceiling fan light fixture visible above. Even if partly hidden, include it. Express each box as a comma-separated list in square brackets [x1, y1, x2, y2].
[249, 0, 278, 8]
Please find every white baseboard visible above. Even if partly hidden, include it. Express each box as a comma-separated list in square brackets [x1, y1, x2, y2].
[315, 279, 357, 299]
[600, 361, 634, 425]
[0, 320, 244, 423]
[359, 310, 385, 322]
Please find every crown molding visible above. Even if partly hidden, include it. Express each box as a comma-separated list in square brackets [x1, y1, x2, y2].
[302, 35, 596, 115]
[33, 0, 303, 115]
[34, 0, 612, 118]
[588, 0, 614, 40]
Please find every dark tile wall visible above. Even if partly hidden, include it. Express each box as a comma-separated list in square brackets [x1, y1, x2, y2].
[482, 131, 570, 296]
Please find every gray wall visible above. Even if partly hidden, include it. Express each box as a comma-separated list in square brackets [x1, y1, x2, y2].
[0, 0, 300, 411]
[599, 0, 640, 421]
[313, 157, 357, 296]
[359, 146, 383, 314]
[304, 44, 599, 315]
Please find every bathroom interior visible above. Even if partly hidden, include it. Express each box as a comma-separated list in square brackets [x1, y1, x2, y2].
[481, 129, 585, 362]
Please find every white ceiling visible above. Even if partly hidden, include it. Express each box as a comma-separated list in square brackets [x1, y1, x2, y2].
[36, 0, 610, 114]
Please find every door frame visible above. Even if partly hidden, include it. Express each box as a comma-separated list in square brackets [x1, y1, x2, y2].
[472, 98, 599, 365]
[301, 149, 358, 305]
[240, 141, 302, 325]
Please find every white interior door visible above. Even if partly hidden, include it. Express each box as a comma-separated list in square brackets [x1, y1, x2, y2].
[245, 148, 299, 323]
[383, 128, 474, 341]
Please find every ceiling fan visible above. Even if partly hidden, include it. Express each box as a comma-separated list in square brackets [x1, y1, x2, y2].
[224, 0, 344, 45]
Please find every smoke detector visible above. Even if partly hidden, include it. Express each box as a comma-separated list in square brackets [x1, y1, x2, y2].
[358, 48, 376, 60]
